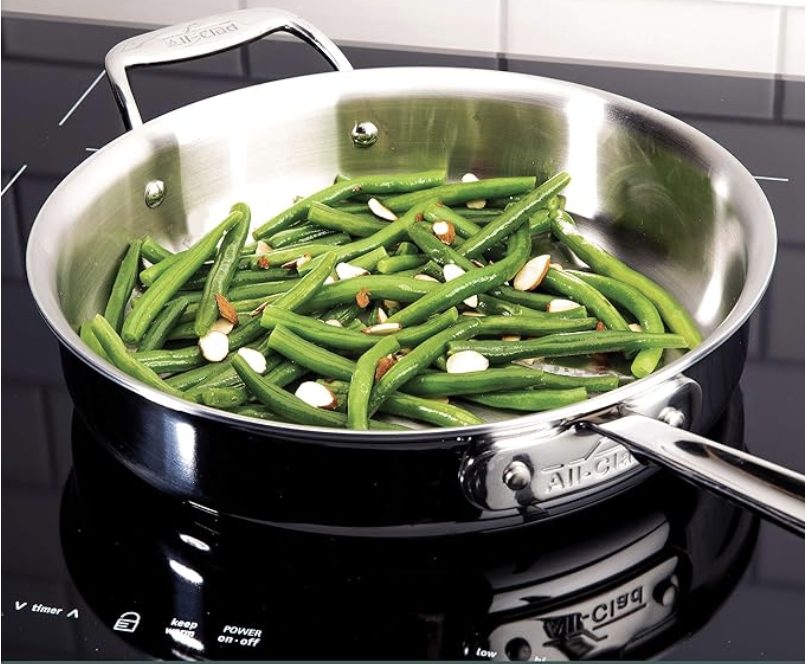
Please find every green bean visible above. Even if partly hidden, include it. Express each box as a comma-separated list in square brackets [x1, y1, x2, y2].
[266, 223, 340, 249]
[423, 202, 483, 239]
[321, 302, 363, 325]
[376, 254, 428, 274]
[264, 360, 308, 387]
[407, 223, 475, 271]
[166, 320, 200, 341]
[249, 242, 342, 269]
[231, 355, 403, 430]
[477, 294, 587, 319]
[169, 360, 236, 390]
[369, 318, 482, 413]
[308, 202, 387, 237]
[454, 208, 502, 221]
[266, 325, 354, 380]
[227, 280, 297, 302]
[252, 170, 446, 239]
[350, 246, 389, 272]
[490, 285, 554, 311]
[232, 405, 284, 421]
[394, 242, 421, 256]
[528, 208, 553, 234]
[387, 227, 531, 326]
[90, 315, 188, 398]
[568, 270, 666, 378]
[135, 346, 204, 373]
[195, 204, 251, 336]
[123, 207, 243, 343]
[458, 172, 570, 259]
[296, 205, 428, 275]
[537, 369, 620, 392]
[200, 386, 249, 409]
[302, 275, 437, 311]
[103, 238, 143, 333]
[262, 309, 377, 351]
[475, 314, 598, 336]
[140, 236, 172, 264]
[541, 268, 629, 331]
[139, 252, 181, 287]
[462, 388, 588, 411]
[348, 335, 401, 429]
[383, 176, 536, 212]
[404, 367, 552, 396]
[323, 380, 483, 428]
[79, 320, 109, 360]
[447, 330, 687, 363]
[552, 211, 702, 348]
[183, 266, 297, 291]
[396, 308, 459, 347]
[140, 297, 190, 351]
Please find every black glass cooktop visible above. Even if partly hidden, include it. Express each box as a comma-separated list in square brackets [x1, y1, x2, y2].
[1, 14, 804, 661]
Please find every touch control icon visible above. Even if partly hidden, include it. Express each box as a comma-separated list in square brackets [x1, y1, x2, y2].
[113, 611, 141, 633]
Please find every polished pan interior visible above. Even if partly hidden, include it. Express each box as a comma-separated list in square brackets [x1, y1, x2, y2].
[27, 67, 776, 439]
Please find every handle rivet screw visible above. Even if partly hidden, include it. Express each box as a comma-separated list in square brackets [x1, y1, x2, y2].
[503, 460, 532, 491]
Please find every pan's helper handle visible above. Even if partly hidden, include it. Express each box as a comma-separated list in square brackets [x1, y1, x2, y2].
[586, 416, 805, 535]
[105, 7, 353, 130]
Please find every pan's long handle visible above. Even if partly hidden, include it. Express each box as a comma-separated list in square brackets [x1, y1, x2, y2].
[586, 415, 805, 535]
[105, 8, 353, 130]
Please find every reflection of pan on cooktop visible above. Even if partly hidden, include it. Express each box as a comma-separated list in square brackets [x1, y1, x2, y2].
[62, 390, 757, 660]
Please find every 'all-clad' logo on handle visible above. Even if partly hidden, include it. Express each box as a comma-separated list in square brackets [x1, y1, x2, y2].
[161, 21, 239, 48]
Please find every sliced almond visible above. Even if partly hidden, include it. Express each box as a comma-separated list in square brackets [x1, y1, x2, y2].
[368, 197, 397, 221]
[281, 254, 309, 270]
[513, 255, 551, 292]
[295, 381, 337, 410]
[461, 310, 486, 317]
[356, 288, 371, 309]
[414, 274, 439, 282]
[426, 396, 451, 404]
[446, 350, 489, 374]
[629, 323, 644, 332]
[374, 354, 397, 381]
[550, 262, 564, 271]
[214, 293, 239, 325]
[362, 322, 402, 335]
[464, 294, 479, 308]
[296, 255, 312, 269]
[376, 306, 389, 323]
[470, 259, 486, 268]
[250, 300, 270, 317]
[442, 263, 478, 308]
[595, 321, 606, 332]
[256, 240, 272, 255]
[502, 334, 521, 342]
[382, 299, 401, 311]
[324, 319, 343, 327]
[466, 198, 487, 210]
[461, 172, 479, 183]
[335, 262, 369, 280]
[256, 255, 270, 270]
[210, 317, 235, 335]
[432, 220, 456, 245]
[198, 330, 229, 362]
[547, 298, 579, 313]
[237, 347, 267, 374]
[324, 275, 336, 285]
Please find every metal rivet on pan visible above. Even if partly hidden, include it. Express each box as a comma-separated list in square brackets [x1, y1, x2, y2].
[503, 460, 532, 491]
[351, 121, 379, 148]
[144, 179, 166, 208]
[653, 579, 678, 607]
[659, 406, 686, 428]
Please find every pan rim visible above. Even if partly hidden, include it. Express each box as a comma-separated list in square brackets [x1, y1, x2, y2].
[26, 66, 777, 444]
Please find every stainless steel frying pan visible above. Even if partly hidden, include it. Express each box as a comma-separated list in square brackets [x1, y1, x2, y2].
[26, 8, 804, 536]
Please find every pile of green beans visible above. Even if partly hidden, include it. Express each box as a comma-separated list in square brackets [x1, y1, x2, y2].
[78, 170, 700, 431]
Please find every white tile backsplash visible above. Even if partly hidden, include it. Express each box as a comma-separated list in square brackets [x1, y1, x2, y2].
[782, 6, 805, 76]
[506, 0, 784, 75]
[243, 0, 502, 54]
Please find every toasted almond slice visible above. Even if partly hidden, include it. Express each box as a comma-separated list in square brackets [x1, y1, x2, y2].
[442, 263, 466, 282]
[502, 334, 521, 342]
[325, 319, 343, 327]
[414, 274, 439, 282]
[256, 255, 270, 270]
[462, 310, 486, 317]
[376, 307, 388, 323]
[250, 301, 270, 317]
[595, 321, 606, 332]
[362, 322, 402, 335]
[198, 330, 229, 362]
[356, 288, 371, 309]
[323, 275, 336, 285]
[210, 317, 235, 335]
[215, 293, 239, 325]
[335, 262, 369, 280]
[374, 354, 397, 381]
[466, 198, 487, 210]
[550, 262, 564, 271]
[464, 294, 479, 308]
[629, 323, 644, 333]
[513, 254, 551, 291]
[432, 220, 456, 245]
[237, 347, 267, 374]
[368, 197, 397, 221]
[382, 299, 401, 311]
[256, 240, 272, 255]
[547, 298, 579, 313]
[426, 396, 451, 404]
[296, 255, 312, 269]
[295, 381, 337, 409]
[461, 172, 479, 183]
[470, 259, 486, 268]
[446, 350, 489, 374]
[281, 254, 310, 270]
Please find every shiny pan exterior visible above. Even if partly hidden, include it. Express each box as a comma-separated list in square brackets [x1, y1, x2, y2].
[27, 10, 778, 536]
